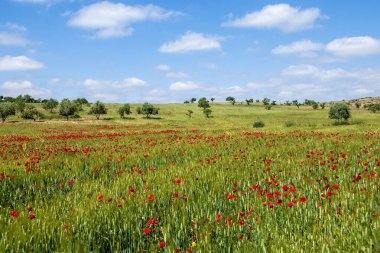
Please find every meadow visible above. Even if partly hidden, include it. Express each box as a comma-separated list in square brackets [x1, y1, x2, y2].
[0, 103, 379, 252]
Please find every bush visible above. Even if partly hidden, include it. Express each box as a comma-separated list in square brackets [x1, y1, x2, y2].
[89, 101, 107, 120]
[21, 105, 44, 121]
[284, 121, 296, 127]
[137, 103, 159, 118]
[0, 102, 16, 123]
[253, 120, 265, 128]
[118, 104, 132, 118]
[329, 103, 351, 121]
[203, 108, 212, 118]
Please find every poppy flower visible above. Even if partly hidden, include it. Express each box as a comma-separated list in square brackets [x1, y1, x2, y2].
[28, 213, 36, 219]
[216, 213, 222, 222]
[288, 203, 293, 208]
[27, 206, 33, 212]
[159, 241, 166, 248]
[10, 210, 18, 218]
[143, 228, 151, 234]
[299, 197, 307, 203]
[97, 194, 104, 201]
[148, 194, 154, 202]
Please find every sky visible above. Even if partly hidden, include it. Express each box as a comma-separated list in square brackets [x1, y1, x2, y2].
[1, 0, 380, 103]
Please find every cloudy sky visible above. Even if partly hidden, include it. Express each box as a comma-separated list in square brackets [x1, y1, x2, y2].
[1, 0, 379, 103]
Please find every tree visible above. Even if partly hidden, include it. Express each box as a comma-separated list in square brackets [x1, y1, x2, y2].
[210, 97, 215, 103]
[285, 100, 291, 106]
[355, 102, 361, 109]
[271, 100, 277, 105]
[265, 104, 272, 110]
[137, 102, 159, 118]
[59, 99, 78, 121]
[89, 101, 107, 120]
[368, 103, 380, 113]
[0, 102, 16, 123]
[14, 99, 26, 114]
[203, 108, 212, 118]
[262, 97, 270, 105]
[190, 98, 197, 104]
[185, 110, 193, 118]
[226, 96, 236, 105]
[74, 98, 89, 111]
[21, 105, 43, 121]
[292, 100, 301, 109]
[246, 98, 253, 105]
[42, 98, 59, 113]
[118, 104, 132, 118]
[198, 97, 210, 110]
[312, 102, 319, 110]
[184, 100, 190, 104]
[329, 103, 351, 121]
[320, 102, 326, 109]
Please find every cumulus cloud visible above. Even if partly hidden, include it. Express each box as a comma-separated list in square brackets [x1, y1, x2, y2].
[169, 81, 200, 91]
[84, 77, 146, 89]
[155, 64, 170, 71]
[326, 36, 380, 57]
[0, 23, 29, 46]
[223, 3, 323, 32]
[159, 32, 222, 53]
[0, 56, 44, 71]
[271, 40, 323, 56]
[166, 72, 189, 79]
[68, 1, 180, 39]
[1, 80, 51, 97]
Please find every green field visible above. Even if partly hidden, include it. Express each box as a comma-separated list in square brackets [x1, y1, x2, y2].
[0, 103, 379, 252]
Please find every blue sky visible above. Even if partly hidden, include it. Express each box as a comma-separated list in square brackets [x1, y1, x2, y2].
[1, 0, 380, 103]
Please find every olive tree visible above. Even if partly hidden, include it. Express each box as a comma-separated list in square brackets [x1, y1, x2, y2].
[118, 104, 132, 118]
[59, 99, 78, 121]
[89, 101, 107, 120]
[22, 105, 43, 121]
[137, 102, 159, 118]
[329, 103, 351, 121]
[198, 97, 210, 110]
[0, 102, 16, 123]
[226, 96, 236, 105]
[42, 98, 59, 113]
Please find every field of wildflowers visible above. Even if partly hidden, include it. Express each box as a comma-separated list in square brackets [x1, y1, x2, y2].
[0, 104, 379, 252]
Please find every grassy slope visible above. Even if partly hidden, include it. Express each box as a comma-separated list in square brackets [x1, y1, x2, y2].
[2, 102, 380, 133]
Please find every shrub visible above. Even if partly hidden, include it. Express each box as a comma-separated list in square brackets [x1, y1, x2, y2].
[118, 104, 132, 118]
[368, 103, 380, 113]
[253, 120, 265, 128]
[21, 105, 43, 121]
[42, 99, 59, 113]
[198, 97, 210, 110]
[89, 101, 107, 120]
[137, 103, 159, 118]
[284, 121, 296, 127]
[203, 108, 212, 118]
[329, 103, 351, 121]
[0, 102, 16, 123]
[59, 99, 78, 121]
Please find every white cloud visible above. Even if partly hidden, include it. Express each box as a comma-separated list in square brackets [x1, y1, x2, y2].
[169, 81, 200, 91]
[223, 3, 323, 32]
[271, 40, 323, 56]
[0, 32, 28, 46]
[84, 77, 146, 89]
[0, 56, 44, 71]
[218, 85, 247, 94]
[159, 31, 222, 53]
[155, 64, 170, 71]
[166, 72, 189, 79]
[1, 80, 51, 97]
[0, 23, 29, 46]
[326, 36, 380, 57]
[68, 2, 180, 39]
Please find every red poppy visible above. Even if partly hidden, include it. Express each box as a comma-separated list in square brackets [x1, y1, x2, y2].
[176, 179, 182, 185]
[238, 220, 245, 226]
[299, 197, 307, 203]
[333, 184, 339, 190]
[143, 228, 151, 234]
[159, 241, 166, 248]
[10, 210, 18, 218]
[28, 213, 36, 219]
[288, 203, 293, 208]
[97, 194, 104, 201]
[216, 213, 222, 222]
[27, 206, 33, 212]
[148, 194, 154, 202]
[226, 194, 234, 200]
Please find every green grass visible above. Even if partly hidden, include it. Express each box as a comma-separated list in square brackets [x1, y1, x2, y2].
[0, 103, 379, 252]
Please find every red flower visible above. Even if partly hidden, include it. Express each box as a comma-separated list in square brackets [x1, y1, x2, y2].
[282, 185, 288, 191]
[28, 213, 36, 219]
[238, 220, 245, 226]
[216, 213, 222, 222]
[27, 206, 33, 212]
[299, 197, 307, 203]
[143, 228, 151, 234]
[148, 194, 154, 202]
[333, 184, 339, 190]
[226, 194, 234, 200]
[107, 198, 113, 202]
[10, 210, 19, 218]
[176, 179, 182, 185]
[68, 181, 75, 185]
[147, 218, 158, 226]
[159, 241, 166, 248]
[288, 203, 293, 208]
[97, 194, 104, 201]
